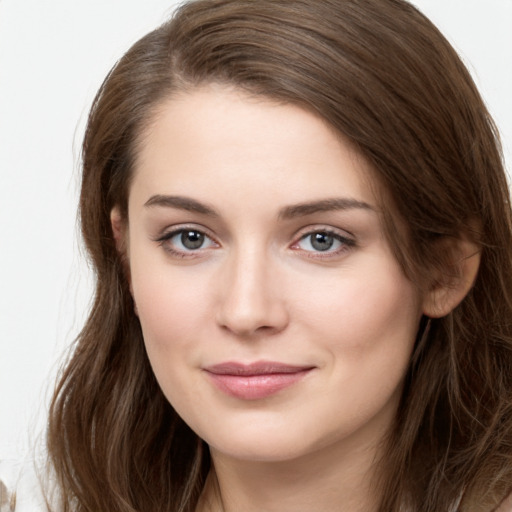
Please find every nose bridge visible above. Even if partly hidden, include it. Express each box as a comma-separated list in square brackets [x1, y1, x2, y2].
[216, 242, 288, 336]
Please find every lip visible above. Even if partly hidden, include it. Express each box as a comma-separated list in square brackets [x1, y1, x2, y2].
[203, 361, 314, 400]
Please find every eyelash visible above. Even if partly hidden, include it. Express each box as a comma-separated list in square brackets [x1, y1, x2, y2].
[291, 228, 356, 259]
[154, 226, 218, 258]
[154, 226, 355, 259]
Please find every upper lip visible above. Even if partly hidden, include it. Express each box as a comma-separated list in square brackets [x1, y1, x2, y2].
[204, 361, 315, 376]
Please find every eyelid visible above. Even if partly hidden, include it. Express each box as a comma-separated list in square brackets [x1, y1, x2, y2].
[153, 223, 217, 242]
[289, 225, 356, 257]
[291, 224, 355, 242]
[153, 224, 220, 257]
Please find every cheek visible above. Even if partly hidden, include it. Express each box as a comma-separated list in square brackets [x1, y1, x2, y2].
[347, 274, 420, 345]
[130, 264, 214, 408]
[299, 263, 420, 342]
[129, 254, 213, 358]
[291, 262, 421, 435]
[293, 255, 422, 391]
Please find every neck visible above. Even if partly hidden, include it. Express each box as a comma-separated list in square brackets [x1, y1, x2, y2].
[196, 434, 385, 512]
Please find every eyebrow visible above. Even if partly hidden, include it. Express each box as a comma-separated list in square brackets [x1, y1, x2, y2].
[143, 194, 374, 219]
[144, 195, 219, 216]
[278, 198, 375, 220]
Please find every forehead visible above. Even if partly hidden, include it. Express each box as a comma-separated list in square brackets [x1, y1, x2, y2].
[130, 85, 381, 213]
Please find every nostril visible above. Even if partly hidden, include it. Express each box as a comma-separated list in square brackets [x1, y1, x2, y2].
[216, 302, 289, 338]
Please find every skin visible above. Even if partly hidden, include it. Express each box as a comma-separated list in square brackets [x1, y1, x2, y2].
[116, 85, 429, 511]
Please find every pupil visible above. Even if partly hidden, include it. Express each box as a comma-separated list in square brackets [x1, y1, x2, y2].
[181, 231, 204, 250]
[311, 232, 334, 251]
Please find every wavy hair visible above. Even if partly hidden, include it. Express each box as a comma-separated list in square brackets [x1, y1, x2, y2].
[48, 1, 512, 510]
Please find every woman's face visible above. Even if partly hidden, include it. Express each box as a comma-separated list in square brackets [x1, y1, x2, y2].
[122, 86, 424, 462]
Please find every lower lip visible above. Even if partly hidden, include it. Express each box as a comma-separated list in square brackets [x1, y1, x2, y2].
[205, 370, 311, 400]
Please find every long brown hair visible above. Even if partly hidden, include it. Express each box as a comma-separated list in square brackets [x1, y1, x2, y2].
[48, 1, 512, 510]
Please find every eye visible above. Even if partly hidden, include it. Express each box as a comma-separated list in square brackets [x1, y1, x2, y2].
[156, 228, 218, 256]
[301, 232, 339, 252]
[292, 229, 355, 256]
[174, 230, 209, 250]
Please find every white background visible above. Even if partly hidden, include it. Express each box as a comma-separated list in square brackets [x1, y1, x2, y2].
[1, 0, 511, 460]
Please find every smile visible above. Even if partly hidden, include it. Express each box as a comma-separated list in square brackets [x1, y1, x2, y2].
[203, 361, 314, 400]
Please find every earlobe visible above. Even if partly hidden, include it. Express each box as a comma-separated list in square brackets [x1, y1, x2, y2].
[422, 236, 481, 318]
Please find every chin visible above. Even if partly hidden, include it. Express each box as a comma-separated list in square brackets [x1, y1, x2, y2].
[208, 437, 312, 463]
[198, 418, 343, 464]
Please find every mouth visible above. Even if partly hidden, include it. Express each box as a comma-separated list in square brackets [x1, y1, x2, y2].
[203, 361, 315, 400]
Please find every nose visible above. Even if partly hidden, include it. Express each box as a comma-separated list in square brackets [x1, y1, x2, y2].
[215, 248, 289, 338]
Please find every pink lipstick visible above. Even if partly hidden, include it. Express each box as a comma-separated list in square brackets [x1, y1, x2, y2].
[204, 361, 313, 400]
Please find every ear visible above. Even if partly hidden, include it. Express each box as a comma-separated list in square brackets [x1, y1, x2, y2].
[422, 234, 481, 318]
[110, 206, 131, 280]
[110, 206, 127, 254]
[110, 206, 137, 315]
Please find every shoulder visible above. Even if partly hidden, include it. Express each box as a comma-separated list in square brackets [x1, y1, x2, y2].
[0, 459, 51, 512]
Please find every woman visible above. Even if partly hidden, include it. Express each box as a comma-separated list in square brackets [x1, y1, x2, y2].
[11, 0, 512, 510]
